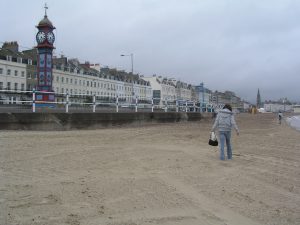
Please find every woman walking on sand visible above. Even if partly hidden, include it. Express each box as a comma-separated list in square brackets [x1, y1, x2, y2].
[211, 104, 239, 160]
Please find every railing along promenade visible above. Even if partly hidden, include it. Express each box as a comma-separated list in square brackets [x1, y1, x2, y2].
[0, 89, 218, 113]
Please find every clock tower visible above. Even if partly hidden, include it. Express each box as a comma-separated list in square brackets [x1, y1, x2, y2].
[35, 4, 55, 103]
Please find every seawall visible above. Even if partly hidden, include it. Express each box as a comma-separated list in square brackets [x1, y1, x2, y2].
[0, 112, 202, 130]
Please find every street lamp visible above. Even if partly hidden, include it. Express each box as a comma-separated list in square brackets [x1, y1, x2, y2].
[120, 53, 133, 74]
[200, 82, 205, 112]
[120, 53, 134, 100]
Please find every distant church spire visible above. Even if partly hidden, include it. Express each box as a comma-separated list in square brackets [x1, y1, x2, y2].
[257, 88, 262, 108]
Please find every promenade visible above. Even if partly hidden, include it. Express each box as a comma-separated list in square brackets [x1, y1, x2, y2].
[0, 113, 299, 225]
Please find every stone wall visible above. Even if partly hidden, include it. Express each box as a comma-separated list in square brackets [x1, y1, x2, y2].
[0, 112, 202, 130]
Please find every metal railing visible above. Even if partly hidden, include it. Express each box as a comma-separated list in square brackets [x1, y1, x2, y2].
[0, 89, 216, 113]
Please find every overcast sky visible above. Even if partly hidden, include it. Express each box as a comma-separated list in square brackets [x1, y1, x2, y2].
[1, 0, 300, 103]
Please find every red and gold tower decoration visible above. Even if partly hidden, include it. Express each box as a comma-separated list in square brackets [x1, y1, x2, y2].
[35, 4, 55, 103]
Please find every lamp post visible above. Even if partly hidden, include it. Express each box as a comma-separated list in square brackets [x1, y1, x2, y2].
[120, 53, 134, 101]
[201, 82, 205, 112]
[120, 53, 133, 74]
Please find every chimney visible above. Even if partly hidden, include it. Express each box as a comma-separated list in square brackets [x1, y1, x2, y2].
[2, 41, 19, 52]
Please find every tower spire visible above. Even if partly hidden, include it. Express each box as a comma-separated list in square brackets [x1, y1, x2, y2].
[256, 88, 261, 108]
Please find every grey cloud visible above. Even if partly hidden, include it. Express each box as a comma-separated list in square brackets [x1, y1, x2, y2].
[1, 0, 300, 102]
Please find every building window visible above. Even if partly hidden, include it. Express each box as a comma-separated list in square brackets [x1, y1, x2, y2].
[17, 57, 22, 63]
[21, 83, 25, 91]
[66, 78, 69, 83]
[0, 68, 3, 74]
[15, 70, 18, 76]
[21, 71, 25, 77]
[14, 83, 18, 90]
[0, 82, 3, 90]
[61, 88, 64, 93]
[7, 69, 11, 75]
[7, 82, 11, 90]
[70, 79, 73, 84]
[75, 79, 77, 85]
[7, 56, 12, 61]
[56, 76, 59, 82]
[28, 59, 32, 65]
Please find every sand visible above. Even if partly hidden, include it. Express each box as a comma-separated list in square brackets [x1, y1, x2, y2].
[0, 113, 299, 225]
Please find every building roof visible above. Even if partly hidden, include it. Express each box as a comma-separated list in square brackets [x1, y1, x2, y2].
[0, 42, 38, 65]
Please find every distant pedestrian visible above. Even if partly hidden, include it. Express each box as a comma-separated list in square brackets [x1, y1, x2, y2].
[212, 110, 217, 119]
[211, 104, 239, 160]
[278, 111, 283, 124]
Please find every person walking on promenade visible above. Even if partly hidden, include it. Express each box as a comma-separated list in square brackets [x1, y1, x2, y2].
[278, 111, 283, 125]
[211, 104, 239, 160]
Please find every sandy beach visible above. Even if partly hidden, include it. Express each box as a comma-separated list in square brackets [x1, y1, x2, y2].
[0, 113, 299, 225]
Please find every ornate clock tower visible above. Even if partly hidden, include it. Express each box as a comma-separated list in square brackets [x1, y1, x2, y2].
[35, 4, 55, 103]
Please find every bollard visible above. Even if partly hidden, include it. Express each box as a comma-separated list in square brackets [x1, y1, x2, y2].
[193, 101, 196, 112]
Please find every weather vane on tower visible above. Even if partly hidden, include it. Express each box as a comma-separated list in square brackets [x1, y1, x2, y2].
[44, 3, 48, 16]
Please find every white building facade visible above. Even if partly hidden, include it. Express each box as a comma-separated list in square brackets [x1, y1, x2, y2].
[142, 75, 177, 106]
[0, 58, 27, 103]
[264, 103, 293, 112]
[175, 81, 192, 101]
[0, 48, 152, 106]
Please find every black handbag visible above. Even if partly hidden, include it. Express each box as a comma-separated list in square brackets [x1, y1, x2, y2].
[209, 132, 218, 146]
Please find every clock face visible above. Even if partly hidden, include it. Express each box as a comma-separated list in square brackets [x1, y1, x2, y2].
[47, 32, 55, 44]
[36, 31, 46, 44]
